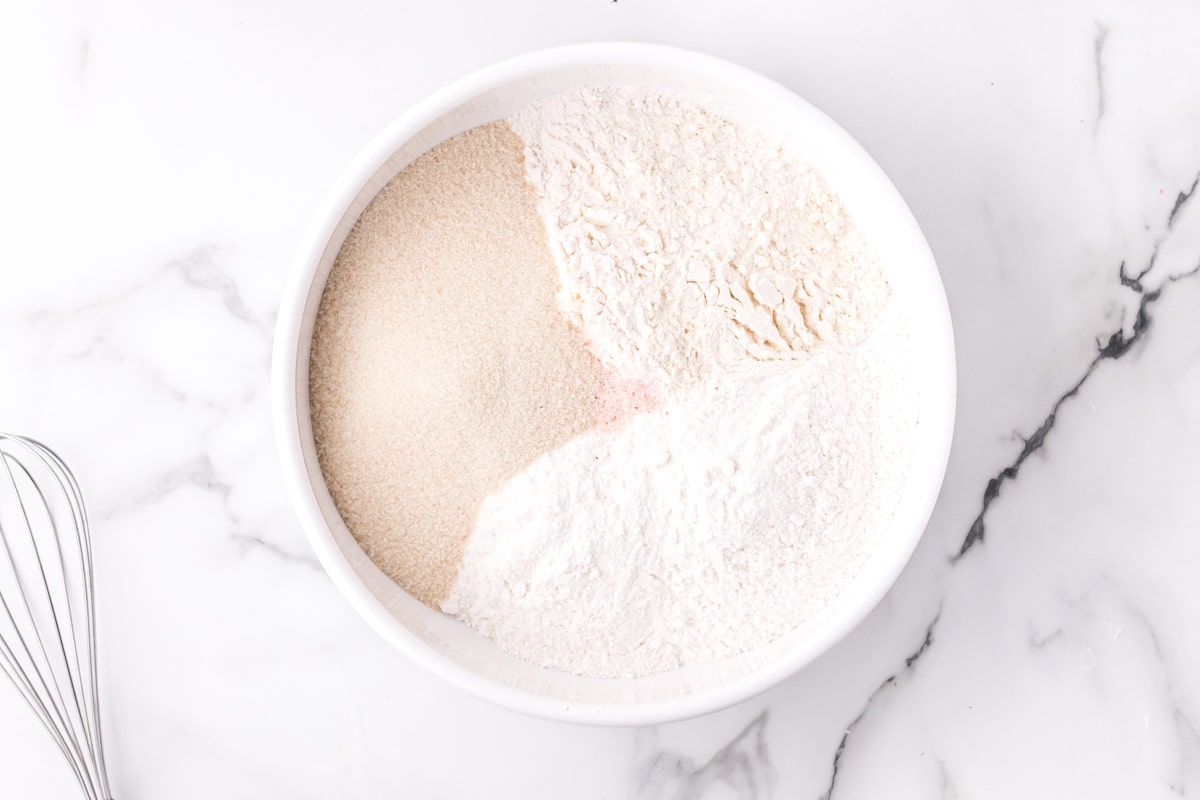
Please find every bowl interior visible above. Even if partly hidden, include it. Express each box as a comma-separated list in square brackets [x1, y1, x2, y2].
[278, 46, 954, 723]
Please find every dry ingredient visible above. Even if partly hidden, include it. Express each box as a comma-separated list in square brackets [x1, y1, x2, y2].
[508, 86, 889, 398]
[309, 121, 601, 606]
[442, 87, 916, 677]
[311, 86, 918, 678]
[443, 306, 914, 677]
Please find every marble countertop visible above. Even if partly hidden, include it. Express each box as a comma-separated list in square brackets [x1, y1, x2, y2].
[4, 1, 1200, 797]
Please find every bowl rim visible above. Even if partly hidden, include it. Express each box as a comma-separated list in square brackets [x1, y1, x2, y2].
[272, 41, 957, 725]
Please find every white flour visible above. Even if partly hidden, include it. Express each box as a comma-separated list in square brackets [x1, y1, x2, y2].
[442, 309, 915, 677]
[508, 86, 889, 397]
[440, 87, 918, 678]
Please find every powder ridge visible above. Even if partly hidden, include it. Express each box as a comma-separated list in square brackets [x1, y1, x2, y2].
[509, 86, 889, 397]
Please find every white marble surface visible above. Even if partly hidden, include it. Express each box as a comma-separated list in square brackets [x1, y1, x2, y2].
[3, 0, 1200, 797]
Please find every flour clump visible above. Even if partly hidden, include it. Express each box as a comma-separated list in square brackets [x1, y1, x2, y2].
[508, 86, 889, 398]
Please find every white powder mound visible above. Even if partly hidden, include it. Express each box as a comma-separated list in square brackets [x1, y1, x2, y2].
[441, 306, 916, 678]
[509, 86, 888, 397]
[440, 87, 919, 679]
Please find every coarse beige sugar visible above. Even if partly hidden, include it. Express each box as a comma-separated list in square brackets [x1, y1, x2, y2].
[309, 121, 602, 607]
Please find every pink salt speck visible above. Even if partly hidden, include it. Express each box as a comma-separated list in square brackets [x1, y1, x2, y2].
[595, 372, 657, 430]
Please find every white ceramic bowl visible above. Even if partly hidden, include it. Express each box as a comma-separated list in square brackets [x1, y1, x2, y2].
[272, 42, 955, 725]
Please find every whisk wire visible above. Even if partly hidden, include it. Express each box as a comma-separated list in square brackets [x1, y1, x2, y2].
[0, 434, 112, 800]
[0, 504, 97, 799]
[26, 442, 106, 794]
[0, 450, 99, 800]
[15, 457, 102, 787]
[0, 599, 91, 793]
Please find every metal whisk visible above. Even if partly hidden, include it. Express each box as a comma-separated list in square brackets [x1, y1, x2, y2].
[0, 433, 112, 800]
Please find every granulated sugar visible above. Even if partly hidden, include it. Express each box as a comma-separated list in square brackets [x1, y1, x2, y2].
[309, 121, 601, 606]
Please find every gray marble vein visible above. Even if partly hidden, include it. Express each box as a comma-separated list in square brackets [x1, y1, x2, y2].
[804, 166, 1200, 799]
[956, 168, 1200, 560]
[169, 246, 271, 333]
[819, 610, 942, 800]
[1168, 174, 1200, 230]
[635, 712, 774, 800]
[938, 758, 963, 800]
[1093, 23, 1110, 132]
[102, 454, 318, 569]
[1119, 598, 1200, 795]
[229, 530, 321, 570]
[17, 245, 267, 355]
